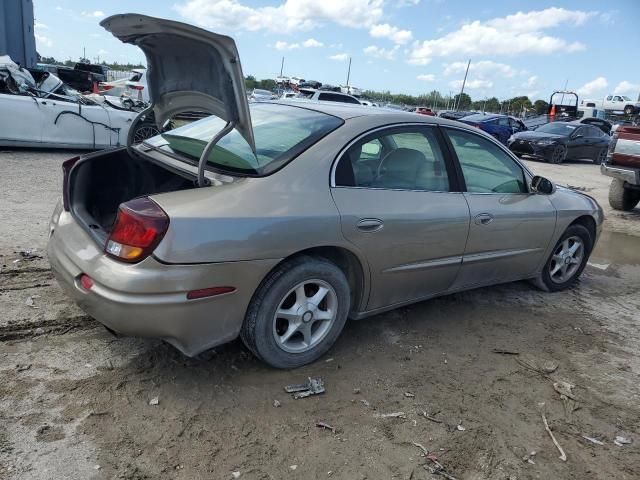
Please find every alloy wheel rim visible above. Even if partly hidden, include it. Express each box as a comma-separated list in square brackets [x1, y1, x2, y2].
[272, 279, 338, 354]
[597, 149, 606, 163]
[549, 235, 584, 284]
[133, 125, 160, 143]
[553, 146, 565, 162]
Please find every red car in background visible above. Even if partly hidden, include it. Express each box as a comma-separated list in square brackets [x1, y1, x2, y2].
[601, 125, 640, 211]
[414, 107, 435, 116]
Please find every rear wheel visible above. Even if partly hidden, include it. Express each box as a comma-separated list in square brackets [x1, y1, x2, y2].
[594, 147, 607, 165]
[624, 105, 635, 116]
[609, 178, 640, 211]
[132, 122, 160, 144]
[532, 224, 592, 292]
[548, 145, 566, 164]
[241, 256, 350, 369]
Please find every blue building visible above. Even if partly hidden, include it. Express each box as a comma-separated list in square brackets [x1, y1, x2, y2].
[0, 0, 36, 67]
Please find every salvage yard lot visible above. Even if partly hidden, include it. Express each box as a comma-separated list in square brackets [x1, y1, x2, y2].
[1, 149, 639, 479]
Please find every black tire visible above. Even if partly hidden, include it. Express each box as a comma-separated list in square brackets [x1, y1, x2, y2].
[547, 145, 566, 164]
[533, 224, 593, 292]
[240, 255, 350, 369]
[624, 105, 635, 116]
[608, 178, 640, 211]
[594, 147, 607, 165]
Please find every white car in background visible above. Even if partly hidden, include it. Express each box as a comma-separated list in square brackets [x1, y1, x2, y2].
[0, 56, 157, 149]
[297, 88, 361, 105]
[99, 68, 149, 103]
[249, 88, 276, 101]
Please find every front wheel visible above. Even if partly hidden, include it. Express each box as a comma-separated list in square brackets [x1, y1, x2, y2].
[624, 105, 635, 116]
[241, 256, 350, 369]
[547, 145, 566, 164]
[532, 224, 592, 292]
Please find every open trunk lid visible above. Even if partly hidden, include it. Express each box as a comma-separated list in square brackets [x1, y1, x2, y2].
[100, 13, 255, 153]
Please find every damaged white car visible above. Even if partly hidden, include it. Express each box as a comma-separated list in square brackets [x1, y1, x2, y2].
[0, 56, 158, 149]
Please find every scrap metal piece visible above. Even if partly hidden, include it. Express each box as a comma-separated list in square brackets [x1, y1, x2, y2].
[285, 377, 325, 399]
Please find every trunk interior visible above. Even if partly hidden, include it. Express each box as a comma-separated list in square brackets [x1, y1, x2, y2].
[69, 148, 194, 243]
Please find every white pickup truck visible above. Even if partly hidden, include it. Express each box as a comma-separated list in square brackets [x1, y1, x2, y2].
[582, 94, 640, 115]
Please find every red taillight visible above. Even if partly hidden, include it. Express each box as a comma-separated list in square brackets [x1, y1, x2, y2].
[100, 84, 114, 90]
[186, 286, 236, 300]
[105, 197, 169, 263]
[128, 85, 144, 91]
[62, 156, 80, 211]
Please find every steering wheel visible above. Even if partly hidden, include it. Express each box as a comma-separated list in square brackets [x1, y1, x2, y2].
[376, 149, 397, 179]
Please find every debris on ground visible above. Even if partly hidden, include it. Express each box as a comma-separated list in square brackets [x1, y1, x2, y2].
[149, 397, 159, 406]
[424, 452, 458, 480]
[15, 363, 31, 372]
[588, 262, 610, 270]
[289, 465, 297, 470]
[273, 399, 281, 408]
[375, 412, 406, 419]
[422, 411, 443, 423]
[614, 436, 632, 446]
[25, 295, 40, 308]
[231, 471, 241, 478]
[492, 348, 520, 355]
[325, 358, 334, 363]
[516, 355, 559, 375]
[404, 392, 415, 398]
[360, 399, 370, 407]
[539, 403, 567, 462]
[553, 381, 576, 400]
[353, 388, 361, 394]
[456, 425, 466, 431]
[17, 249, 42, 261]
[284, 377, 325, 399]
[316, 421, 336, 433]
[412, 442, 429, 455]
[582, 435, 605, 446]
[522, 451, 536, 464]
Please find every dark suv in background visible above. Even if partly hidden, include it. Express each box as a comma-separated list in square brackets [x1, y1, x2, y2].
[601, 125, 640, 211]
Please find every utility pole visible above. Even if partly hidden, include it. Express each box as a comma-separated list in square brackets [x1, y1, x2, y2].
[83, 46, 86, 62]
[455, 59, 471, 111]
[279, 56, 284, 77]
[346, 56, 352, 87]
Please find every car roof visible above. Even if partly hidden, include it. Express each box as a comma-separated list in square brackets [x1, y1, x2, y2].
[461, 113, 502, 121]
[268, 99, 475, 127]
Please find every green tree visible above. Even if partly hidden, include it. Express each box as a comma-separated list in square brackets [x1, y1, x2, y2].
[453, 92, 472, 110]
[533, 99, 549, 115]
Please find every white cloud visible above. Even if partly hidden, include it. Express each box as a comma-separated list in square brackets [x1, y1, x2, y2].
[613, 81, 640, 95]
[409, 7, 592, 65]
[363, 45, 398, 60]
[443, 60, 517, 78]
[576, 77, 608, 96]
[176, 0, 384, 34]
[34, 22, 48, 29]
[275, 38, 323, 50]
[34, 33, 53, 48]
[396, 0, 420, 6]
[98, 49, 109, 55]
[449, 78, 493, 90]
[523, 75, 538, 88]
[417, 74, 435, 81]
[369, 23, 413, 44]
[302, 38, 323, 47]
[329, 53, 349, 61]
[82, 10, 105, 18]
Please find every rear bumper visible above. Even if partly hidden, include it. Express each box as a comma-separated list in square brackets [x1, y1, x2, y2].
[47, 204, 279, 356]
[601, 163, 640, 186]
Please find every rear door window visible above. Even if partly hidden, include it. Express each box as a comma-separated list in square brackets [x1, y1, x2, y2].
[318, 92, 360, 104]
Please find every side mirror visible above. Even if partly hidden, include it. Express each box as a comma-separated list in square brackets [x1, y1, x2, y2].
[531, 175, 555, 195]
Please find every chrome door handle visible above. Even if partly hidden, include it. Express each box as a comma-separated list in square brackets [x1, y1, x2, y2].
[474, 213, 494, 225]
[357, 218, 384, 232]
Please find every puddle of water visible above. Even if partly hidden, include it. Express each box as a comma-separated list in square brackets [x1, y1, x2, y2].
[591, 230, 640, 266]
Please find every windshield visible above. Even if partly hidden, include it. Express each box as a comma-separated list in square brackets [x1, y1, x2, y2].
[536, 123, 577, 135]
[147, 103, 343, 176]
[461, 114, 493, 122]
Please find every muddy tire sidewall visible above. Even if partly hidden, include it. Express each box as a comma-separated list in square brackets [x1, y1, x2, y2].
[539, 224, 593, 292]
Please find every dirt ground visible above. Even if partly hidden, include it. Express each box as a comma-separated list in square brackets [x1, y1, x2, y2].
[0, 149, 639, 480]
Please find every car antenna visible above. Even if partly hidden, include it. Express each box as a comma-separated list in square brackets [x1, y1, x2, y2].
[197, 121, 237, 187]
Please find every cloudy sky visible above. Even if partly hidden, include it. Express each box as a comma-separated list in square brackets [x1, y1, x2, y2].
[33, 0, 640, 100]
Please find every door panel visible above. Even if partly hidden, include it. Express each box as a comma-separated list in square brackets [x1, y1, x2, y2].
[0, 94, 43, 144]
[443, 127, 557, 288]
[332, 188, 470, 309]
[332, 125, 469, 310]
[452, 193, 556, 288]
[40, 100, 114, 147]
